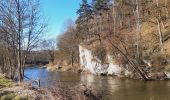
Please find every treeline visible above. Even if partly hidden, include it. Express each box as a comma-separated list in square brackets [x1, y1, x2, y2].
[57, 0, 170, 80]
[0, 0, 46, 82]
[55, 20, 80, 67]
[26, 39, 56, 66]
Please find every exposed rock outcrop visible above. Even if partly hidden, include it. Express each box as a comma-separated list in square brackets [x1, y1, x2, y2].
[79, 45, 129, 77]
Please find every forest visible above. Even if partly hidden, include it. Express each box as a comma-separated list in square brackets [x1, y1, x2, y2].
[1, 0, 170, 99]
[55, 0, 170, 80]
[0, 0, 170, 82]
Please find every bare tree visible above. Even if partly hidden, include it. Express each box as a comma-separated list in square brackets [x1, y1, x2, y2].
[41, 39, 56, 63]
[0, 0, 47, 82]
[56, 20, 80, 67]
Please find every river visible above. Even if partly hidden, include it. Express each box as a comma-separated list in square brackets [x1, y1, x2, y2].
[24, 67, 170, 100]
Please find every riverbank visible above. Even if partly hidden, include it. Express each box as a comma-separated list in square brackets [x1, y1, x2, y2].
[47, 62, 170, 81]
[24, 68, 170, 100]
[0, 74, 34, 99]
[46, 63, 82, 73]
[0, 73, 100, 100]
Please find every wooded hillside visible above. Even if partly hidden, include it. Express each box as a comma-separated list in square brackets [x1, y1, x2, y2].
[56, 0, 170, 80]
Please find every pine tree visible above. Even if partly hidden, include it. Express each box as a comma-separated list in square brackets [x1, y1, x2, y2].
[92, 0, 111, 13]
[76, 0, 93, 40]
[77, 0, 92, 21]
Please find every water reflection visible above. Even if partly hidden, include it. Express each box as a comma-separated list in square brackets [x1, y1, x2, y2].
[24, 67, 170, 100]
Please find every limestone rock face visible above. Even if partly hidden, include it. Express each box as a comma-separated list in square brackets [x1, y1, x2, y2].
[107, 64, 122, 75]
[79, 45, 125, 76]
[79, 45, 108, 74]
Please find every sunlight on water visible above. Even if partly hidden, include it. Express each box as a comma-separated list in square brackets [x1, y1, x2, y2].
[24, 67, 170, 100]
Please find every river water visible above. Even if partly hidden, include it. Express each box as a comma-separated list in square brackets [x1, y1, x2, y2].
[24, 67, 170, 100]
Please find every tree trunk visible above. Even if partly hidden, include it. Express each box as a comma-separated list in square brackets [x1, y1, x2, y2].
[109, 38, 149, 80]
[17, 0, 24, 83]
[136, 0, 141, 63]
[71, 52, 74, 67]
[157, 18, 164, 53]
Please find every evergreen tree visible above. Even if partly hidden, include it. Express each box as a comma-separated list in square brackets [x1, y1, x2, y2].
[76, 0, 93, 40]
[92, 0, 111, 13]
[77, 0, 92, 21]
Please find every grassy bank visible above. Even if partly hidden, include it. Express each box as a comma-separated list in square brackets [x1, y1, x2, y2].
[0, 74, 33, 100]
[0, 74, 99, 100]
[0, 75, 14, 89]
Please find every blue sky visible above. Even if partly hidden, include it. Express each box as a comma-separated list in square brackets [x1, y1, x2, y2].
[40, 0, 81, 39]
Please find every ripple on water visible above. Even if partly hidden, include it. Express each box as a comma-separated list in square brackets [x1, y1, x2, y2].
[24, 67, 170, 100]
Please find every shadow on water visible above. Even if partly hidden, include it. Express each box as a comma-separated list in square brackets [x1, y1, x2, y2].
[24, 67, 170, 100]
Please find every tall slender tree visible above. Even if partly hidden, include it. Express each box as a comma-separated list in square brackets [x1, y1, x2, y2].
[76, 0, 93, 41]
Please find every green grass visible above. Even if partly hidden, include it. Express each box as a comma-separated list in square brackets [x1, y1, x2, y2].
[0, 75, 15, 89]
[1, 92, 16, 100]
[0, 92, 31, 100]
[0, 75, 32, 100]
[13, 95, 31, 100]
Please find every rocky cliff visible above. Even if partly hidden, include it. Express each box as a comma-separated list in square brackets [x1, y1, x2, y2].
[79, 45, 131, 76]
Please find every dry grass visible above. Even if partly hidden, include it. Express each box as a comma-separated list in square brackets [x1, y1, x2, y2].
[34, 84, 102, 100]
